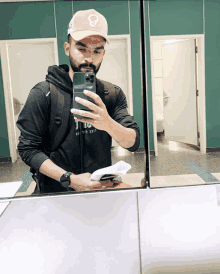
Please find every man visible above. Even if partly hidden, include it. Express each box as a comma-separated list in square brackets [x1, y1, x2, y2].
[17, 9, 140, 193]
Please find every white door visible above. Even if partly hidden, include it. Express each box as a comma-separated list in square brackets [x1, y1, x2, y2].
[1, 39, 58, 163]
[7, 41, 57, 148]
[162, 39, 198, 145]
[96, 36, 133, 147]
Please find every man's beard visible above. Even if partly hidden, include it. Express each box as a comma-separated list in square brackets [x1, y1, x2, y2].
[69, 56, 102, 75]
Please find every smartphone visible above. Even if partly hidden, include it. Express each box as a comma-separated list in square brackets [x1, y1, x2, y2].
[73, 72, 96, 119]
[100, 174, 118, 181]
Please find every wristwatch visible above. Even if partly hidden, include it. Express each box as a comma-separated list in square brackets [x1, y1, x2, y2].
[60, 171, 73, 188]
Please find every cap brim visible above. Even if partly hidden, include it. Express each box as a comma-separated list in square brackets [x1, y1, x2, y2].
[70, 30, 110, 44]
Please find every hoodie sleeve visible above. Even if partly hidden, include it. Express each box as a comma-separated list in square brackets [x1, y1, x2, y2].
[111, 86, 140, 152]
[16, 83, 50, 172]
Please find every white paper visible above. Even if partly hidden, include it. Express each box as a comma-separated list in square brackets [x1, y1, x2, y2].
[0, 181, 23, 198]
[0, 181, 23, 216]
[90, 161, 131, 181]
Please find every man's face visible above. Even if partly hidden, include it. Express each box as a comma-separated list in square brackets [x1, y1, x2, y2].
[65, 35, 106, 75]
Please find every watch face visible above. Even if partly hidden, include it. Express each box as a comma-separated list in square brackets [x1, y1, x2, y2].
[60, 172, 72, 187]
[61, 180, 70, 188]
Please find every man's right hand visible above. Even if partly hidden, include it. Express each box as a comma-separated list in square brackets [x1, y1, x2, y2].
[69, 173, 106, 192]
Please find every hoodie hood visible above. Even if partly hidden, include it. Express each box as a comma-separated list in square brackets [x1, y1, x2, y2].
[46, 64, 73, 96]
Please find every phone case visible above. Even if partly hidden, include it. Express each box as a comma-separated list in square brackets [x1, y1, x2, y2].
[100, 174, 118, 181]
[73, 72, 96, 119]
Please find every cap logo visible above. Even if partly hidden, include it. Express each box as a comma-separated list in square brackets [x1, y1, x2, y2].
[88, 14, 99, 27]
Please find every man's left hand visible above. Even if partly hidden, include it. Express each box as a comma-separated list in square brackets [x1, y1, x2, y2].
[71, 90, 112, 131]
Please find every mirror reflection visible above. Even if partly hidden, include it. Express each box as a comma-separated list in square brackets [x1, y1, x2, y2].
[0, 0, 146, 198]
[147, 0, 220, 189]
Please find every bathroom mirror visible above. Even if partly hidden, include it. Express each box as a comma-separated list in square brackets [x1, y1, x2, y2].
[0, 0, 149, 200]
[145, 0, 220, 190]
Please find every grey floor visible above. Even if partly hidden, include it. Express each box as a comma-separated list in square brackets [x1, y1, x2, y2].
[151, 132, 220, 176]
[0, 151, 29, 183]
[114, 132, 220, 177]
[1, 133, 220, 184]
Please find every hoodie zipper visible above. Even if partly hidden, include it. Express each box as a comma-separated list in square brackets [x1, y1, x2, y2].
[79, 122, 84, 173]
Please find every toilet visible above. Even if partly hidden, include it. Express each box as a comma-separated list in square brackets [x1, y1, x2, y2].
[154, 98, 165, 133]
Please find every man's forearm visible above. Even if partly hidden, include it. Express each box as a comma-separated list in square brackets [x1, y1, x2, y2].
[105, 117, 136, 149]
[39, 159, 72, 182]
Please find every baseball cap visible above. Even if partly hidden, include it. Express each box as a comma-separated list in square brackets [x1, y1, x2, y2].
[68, 9, 110, 44]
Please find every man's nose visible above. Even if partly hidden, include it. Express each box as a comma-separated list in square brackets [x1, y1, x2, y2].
[84, 54, 94, 63]
[84, 50, 95, 61]
[84, 56, 93, 64]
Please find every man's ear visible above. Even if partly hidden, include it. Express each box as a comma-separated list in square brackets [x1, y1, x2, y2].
[64, 42, 70, 57]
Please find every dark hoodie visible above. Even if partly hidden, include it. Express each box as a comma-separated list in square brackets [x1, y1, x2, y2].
[17, 65, 140, 193]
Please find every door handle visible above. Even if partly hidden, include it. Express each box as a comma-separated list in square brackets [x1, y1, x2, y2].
[163, 96, 170, 99]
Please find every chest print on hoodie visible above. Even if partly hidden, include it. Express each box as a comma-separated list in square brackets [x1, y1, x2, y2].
[75, 120, 97, 136]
